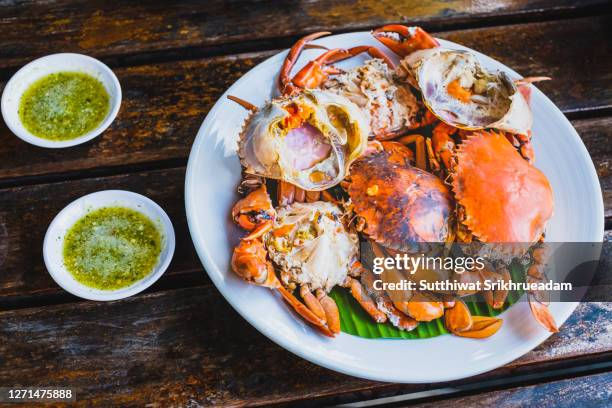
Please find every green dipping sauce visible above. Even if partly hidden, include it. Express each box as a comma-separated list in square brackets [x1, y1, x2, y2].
[63, 207, 162, 290]
[18, 71, 110, 141]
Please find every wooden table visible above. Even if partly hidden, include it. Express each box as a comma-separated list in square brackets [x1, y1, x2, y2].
[1, 1, 611, 406]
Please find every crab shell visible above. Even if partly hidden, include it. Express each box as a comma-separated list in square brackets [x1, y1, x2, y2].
[452, 131, 553, 243]
[323, 59, 423, 139]
[238, 90, 370, 191]
[265, 201, 359, 292]
[346, 142, 454, 251]
[404, 48, 532, 135]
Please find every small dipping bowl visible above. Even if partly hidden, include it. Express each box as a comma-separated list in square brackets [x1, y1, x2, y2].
[1, 53, 121, 148]
[44, 190, 175, 301]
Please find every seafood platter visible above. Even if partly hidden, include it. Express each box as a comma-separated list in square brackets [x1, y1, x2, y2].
[185, 27, 604, 382]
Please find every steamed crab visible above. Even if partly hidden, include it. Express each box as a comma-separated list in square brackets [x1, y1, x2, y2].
[231, 185, 385, 337]
[278, 32, 436, 141]
[338, 141, 506, 336]
[372, 24, 548, 163]
[370, 25, 558, 332]
[235, 89, 369, 192]
[431, 130, 556, 331]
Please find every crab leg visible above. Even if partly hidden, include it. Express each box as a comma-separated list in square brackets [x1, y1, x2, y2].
[344, 275, 388, 323]
[279, 31, 331, 95]
[527, 245, 559, 333]
[431, 122, 457, 171]
[242, 220, 273, 240]
[277, 285, 335, 337]
[372, 25, 439, 57]
[481, 267, 510, 309]
[277, 180, 296, 206]
[358, 259, 418, 331]
[316, 289, 341, 335]
[321, 190, 338, 204]
[294, 186, 307, 203]
[305, 190, 321, 203]
[300, 285, 327, 320]
[425, 138, 441, 173]
[396, 134, 427, 170]
[227, 95, 258, 111]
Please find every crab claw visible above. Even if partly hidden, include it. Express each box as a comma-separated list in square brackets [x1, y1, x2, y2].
[292, 48, 348, 90]
[529, 295, 559, 333]
[279, 31, 332, 94]
[372, 25, 439, 57]
[231, 238, 278, 288]
[292, 45, 395, 90]
[231, 185, 275, 231]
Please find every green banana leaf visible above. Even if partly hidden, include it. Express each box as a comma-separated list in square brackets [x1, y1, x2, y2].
[328, 262, 526, 339]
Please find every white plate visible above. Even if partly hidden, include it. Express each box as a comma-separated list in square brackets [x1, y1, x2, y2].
[185, 32, 604, 383]
[44, 190, 175, 301]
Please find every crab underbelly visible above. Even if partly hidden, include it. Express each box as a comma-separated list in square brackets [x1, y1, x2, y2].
[283, 123, 332, 170]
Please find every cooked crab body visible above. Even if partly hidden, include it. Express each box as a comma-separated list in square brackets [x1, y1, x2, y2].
[403, 48, 532, 136]
[452, 131, 553, 244]
[265, 201, 359, 292]
[323, 59, 426, 139]
[239, 90, 370, 191]
[345, 142, 455, 251]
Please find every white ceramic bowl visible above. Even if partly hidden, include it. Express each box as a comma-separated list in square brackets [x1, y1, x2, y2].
[44, 190, 175, 301]
[1, 53, 121, 148]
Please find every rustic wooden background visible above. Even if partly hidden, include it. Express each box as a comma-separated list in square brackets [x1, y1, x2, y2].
[0, 1, 610, 406]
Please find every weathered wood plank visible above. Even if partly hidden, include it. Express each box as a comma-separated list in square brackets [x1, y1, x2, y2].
[0, 0, 607, 70]
[410, 371, 612, 407]
[0, 286, 609, 407]
[0, 16, 611, 183]
[0, 167, 205, 302]
[0, 113, 610, 302]
[0, 123, 609, 303]
[575, 116, 612, 221]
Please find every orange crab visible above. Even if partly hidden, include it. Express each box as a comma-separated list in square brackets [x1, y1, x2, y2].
[230, 185, 388, 337]
[429, 129, 557, 332]
[338, 141, 457, 330]
[344, 141, 455, 250]
[342, 141, 511, 337]
[279, 32, 437, 141]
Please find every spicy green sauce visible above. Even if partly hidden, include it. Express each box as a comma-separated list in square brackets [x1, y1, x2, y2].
[18, 71, 110, 141]
[63, 207, 162, 290]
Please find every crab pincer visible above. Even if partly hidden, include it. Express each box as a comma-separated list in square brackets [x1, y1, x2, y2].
[372, 25, 439, 57]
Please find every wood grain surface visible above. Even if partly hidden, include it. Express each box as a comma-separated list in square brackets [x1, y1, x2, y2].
[410, 371, 612, 407]
[0, 1, 610, 406]
[0, 287, 609, 407]
[1, 114, 610, 303]
[0, 0, 608, 70]
[1, 16, 611, 184]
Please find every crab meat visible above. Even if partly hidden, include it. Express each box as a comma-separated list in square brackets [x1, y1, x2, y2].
[323, 59, 431, 139]
[403, 48, 532, 136]
[265, 201, 359, 292]
[239, 90, 370, 191]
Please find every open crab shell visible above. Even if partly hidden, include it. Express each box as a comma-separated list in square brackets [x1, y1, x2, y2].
[323, 59, 422, 139]
[238, 90, 370, 191]
[404, 48, 532, 135]
[265, 201, 359, 292]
